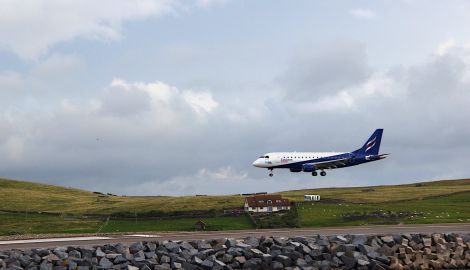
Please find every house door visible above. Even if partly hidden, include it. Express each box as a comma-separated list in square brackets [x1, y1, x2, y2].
[268, 206, 273, 212]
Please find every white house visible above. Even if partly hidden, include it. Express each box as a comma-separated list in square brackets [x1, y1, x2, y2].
[244, 195, 291, 213]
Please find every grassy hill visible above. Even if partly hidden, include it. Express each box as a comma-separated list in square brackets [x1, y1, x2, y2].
[1, 177, 470, 236]
[2, 178, 470, 215]
[278, 178, 470, 202]
[0, 178, 244, 215]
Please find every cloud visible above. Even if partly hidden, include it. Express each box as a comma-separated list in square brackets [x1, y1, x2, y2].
[0, 0, 176, 60]
[349, 8, 377, 19]
[31, 53, 85, 77]
[0, 71, 23, 91]
[279, 41, 371, 101]
[195, 0, 229, 8]
[3, 38, 470, 195]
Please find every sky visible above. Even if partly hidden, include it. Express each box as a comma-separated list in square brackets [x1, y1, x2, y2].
[1, 0, 470, 195]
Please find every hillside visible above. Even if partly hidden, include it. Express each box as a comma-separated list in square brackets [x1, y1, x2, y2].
[1, 178, 470, 215]
[0, 178, 243, 215]
[279, 178, 470, 203]
[1, 177, 470, 236]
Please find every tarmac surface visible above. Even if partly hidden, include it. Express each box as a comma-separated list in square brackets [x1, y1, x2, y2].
[0, 223, 469, 250]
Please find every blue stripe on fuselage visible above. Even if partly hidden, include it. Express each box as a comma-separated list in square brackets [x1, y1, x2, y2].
[268, 152, 367, 170]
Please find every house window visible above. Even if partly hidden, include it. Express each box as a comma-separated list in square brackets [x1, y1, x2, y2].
[267, 200, 272, 204]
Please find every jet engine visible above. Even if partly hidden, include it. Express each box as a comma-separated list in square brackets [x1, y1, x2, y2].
[302, 163, 316, 172]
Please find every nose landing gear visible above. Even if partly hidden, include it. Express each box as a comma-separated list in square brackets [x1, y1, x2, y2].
[268, 169, 273, 177]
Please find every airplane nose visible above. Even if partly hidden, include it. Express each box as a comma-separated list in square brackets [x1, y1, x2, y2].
[252, 159, 261, 167]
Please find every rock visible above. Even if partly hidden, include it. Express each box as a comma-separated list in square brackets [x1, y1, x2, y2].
[357, 258, 369, 266]
[276, 254, 291, 266]
[99, 257, 114, 269]
[250, 248, 264, 257]
[244, 237, 260, 247]
[113, 255, 128, 264]
[68, 250, 81, 259]
[197, 241, 212, 250]
[105, 253, 121, 259]
[430, 259, 442, 269]
[179, 241, 195, 251]
[236, 242, 251, 249]
[234, 256, 246, 264]
[271, 261, 284, 270]
[153, 265, 171, 270]
[146, 242, 157, 251]
[214, 259, 226, 267]
[95, 248, 106, 257]
[261, 237, 274, 247]
[172, 261, 182, 269]
[129, 242, 145, 254]
[340, 254, 356, 269]
[352, 235, 367, 245]
[160, 255, 170, 264]
[42, 253, 60, 262]
[380, 235, 394, 245]
[273, 237, 288, 246]
[225, 238, 237, 248]
[243, 258, 262, 269]
[295, 258, 307, 267]
[163, 242, 180, 253]
[39, 260, 52, 270]
[201, 259, 214, 269]
[335, 235, 348, 242]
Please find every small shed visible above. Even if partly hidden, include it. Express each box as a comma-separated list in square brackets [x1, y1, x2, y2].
[194, 220, 206, 231]
[304, 194, 321, 201]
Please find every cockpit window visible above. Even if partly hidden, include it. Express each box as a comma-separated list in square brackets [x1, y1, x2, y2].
[265, 156, 269, 158]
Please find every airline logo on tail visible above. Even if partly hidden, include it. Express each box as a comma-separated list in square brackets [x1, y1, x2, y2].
[365, 137, 376, 152]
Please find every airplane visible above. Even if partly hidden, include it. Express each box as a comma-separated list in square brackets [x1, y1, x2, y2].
[252, 129, 388, 177]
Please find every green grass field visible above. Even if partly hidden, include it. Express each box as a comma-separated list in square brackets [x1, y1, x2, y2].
[101, 215, 254, 233]
[1, 177, 470, 236]
[0, 211, 254, 235]
[298, 191, 470, 227]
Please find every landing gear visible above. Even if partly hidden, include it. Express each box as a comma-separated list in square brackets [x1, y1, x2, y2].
[320, 171, 326, 176]
[312, 171, 318, 176]
[268, 169, 273, 177]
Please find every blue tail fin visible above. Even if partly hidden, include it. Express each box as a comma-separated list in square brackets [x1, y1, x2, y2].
[353, 129, 383, 155]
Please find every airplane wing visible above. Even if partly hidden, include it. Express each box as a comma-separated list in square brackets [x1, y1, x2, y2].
[310, 157, 351, 170]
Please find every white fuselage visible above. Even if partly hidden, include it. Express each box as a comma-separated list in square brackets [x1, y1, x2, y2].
[252, 152, 345, 168]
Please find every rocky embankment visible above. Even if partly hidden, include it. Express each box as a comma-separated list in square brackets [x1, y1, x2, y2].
[1, 233, 469, 269]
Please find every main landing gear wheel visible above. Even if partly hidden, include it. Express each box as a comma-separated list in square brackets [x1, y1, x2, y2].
[320, 171, 326, 176]
[269, 172, 273, 177]
[312, 171, 318, 176]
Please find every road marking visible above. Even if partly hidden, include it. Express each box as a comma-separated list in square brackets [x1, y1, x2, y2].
[0, 236, 112, 245]
[127, 234, 160, 238]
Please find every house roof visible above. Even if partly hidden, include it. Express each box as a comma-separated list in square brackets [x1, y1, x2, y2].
[245, 194, 290, 208]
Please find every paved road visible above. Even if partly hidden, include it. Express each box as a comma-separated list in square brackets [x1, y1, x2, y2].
[1, 223, 469, 250]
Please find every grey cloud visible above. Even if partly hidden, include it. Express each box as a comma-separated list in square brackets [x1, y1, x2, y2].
[2, 43, 470, 195]
[280, 41, 371, 100]
[99, 84, 151, 117]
